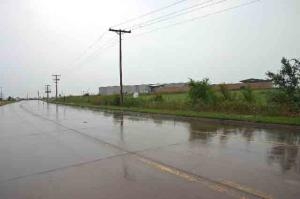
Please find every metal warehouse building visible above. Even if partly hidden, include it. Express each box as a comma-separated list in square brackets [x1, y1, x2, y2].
[99, 84, 152, 95]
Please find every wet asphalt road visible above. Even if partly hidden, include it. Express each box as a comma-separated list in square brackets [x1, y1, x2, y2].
[0, 101, 300, 199]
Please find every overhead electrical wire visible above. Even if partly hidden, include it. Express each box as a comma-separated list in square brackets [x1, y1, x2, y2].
[62, 0, 260, 74]
[111, 0, 193, 28]
[62, 0, 223, 71]
[128, 0, 214, 29]
[128, 0, 260, 39]
[81, 36, 119, 62]
[60, 31, 107, 75]
[66, 0, 203, 70]
[61, 38, 119, 78]
[130, 0, 230, 30]
[61, 1, 189, 72]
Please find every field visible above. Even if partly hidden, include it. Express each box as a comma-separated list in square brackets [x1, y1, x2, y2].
[53, 89, 300, 126]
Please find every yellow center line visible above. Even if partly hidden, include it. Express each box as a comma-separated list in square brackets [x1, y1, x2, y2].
[134, 154, 273, 199]
[221, 180, 273, 199]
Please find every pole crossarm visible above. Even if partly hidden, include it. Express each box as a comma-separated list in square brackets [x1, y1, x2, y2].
[109, 28, 131, 34]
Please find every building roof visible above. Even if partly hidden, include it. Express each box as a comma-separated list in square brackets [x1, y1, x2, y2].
[240, 78, 272, 83]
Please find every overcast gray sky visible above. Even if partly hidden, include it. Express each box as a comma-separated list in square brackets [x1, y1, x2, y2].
[0, 0, 299, 98]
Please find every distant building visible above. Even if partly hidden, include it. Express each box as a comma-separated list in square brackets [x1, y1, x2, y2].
[99, 83, 188, 95]
[150, 83, 189, 93]
[99, 84, 152, 95]
[98, 78, 273, 96]
[240, 78, 272, 84]
[212, 78, 273, 90]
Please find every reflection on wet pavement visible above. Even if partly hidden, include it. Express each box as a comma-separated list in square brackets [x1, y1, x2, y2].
[0, 101, 299, 199]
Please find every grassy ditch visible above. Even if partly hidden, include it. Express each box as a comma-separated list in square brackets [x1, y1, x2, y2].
[0, 101, 13, 106]
[52, 90, 300, 126]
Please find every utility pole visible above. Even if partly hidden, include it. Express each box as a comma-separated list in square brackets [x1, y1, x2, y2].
[109, 28, 131, 105]
[0, 87, 2, 101]
[45, 85, 51, 101]
[38, 90, 40, 100]
[52, 74, 61, 99]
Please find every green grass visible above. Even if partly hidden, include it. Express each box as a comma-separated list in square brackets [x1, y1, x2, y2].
[56, 90, 271, 106]
[52, 101, 300, 126]
[141, 89, 270, 104]
[0, 101, 13, 106]
[52, 89, 300, 126]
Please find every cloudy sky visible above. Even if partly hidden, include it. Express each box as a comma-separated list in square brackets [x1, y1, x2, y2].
[0, 0, 299, 98]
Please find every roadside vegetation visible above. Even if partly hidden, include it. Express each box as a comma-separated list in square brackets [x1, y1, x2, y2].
[0, 101, 12, 106]
[0, 96, 16, 106]
[53, 58, 300, 125]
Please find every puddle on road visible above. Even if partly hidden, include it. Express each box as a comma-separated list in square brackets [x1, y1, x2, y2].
[40, 101, 300, 176]
[13, 101, 300, 198]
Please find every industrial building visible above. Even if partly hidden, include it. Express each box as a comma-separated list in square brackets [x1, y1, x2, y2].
[99, 79, 273, 96]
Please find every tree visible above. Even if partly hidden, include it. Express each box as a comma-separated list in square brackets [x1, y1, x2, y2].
[266, 57, 300, 98]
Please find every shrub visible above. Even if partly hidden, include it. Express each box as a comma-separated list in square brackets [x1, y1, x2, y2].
[216, 100, 265, 115]
[188, 78, 216, 104]
[293, 92, 300, 113]
[219, 84, 231, 101]
[90, 95, 120, 106]
[7, 96, 15, 101]
[267, 89, 300, 114]
[267, 89, 290, 104]
[106, 95, 120, 106]
[152, 93, 163, 102]
[241, 86, 255, 103]
[123, 97, 144, 107]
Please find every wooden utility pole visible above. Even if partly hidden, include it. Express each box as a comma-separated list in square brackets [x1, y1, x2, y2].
[52, 75, 61, 99]
[108, 28, 131, 105]
[45, 85, 51, 101]
[0, 87, 2, 101]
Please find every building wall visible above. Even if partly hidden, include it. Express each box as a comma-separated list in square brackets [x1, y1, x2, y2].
[212, 81, 273, 91]
[151, 82, 272, 94]
[152, 83, 189, 93]
[99, 86, 120, 95]
[99, 85, 151, 95]
[99, 81, 273, 95]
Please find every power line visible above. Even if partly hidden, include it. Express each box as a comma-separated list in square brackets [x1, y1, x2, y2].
[60, 31, 108, 76]
[79, 39, 119, 64]
[61, 1, 198, 72]
[69, 32, 107, 64]
[56, 0, 260, 93]
[60, 1, 192, 72]
[111, 0, 192, 28]
[62, 35, 119, 76]
[129, 0, 260, 39]
[84, 32, 107, 52]
[60, 0, 219, 74]
[129, 0, 214, 29]
[130, 0, 229, 30]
